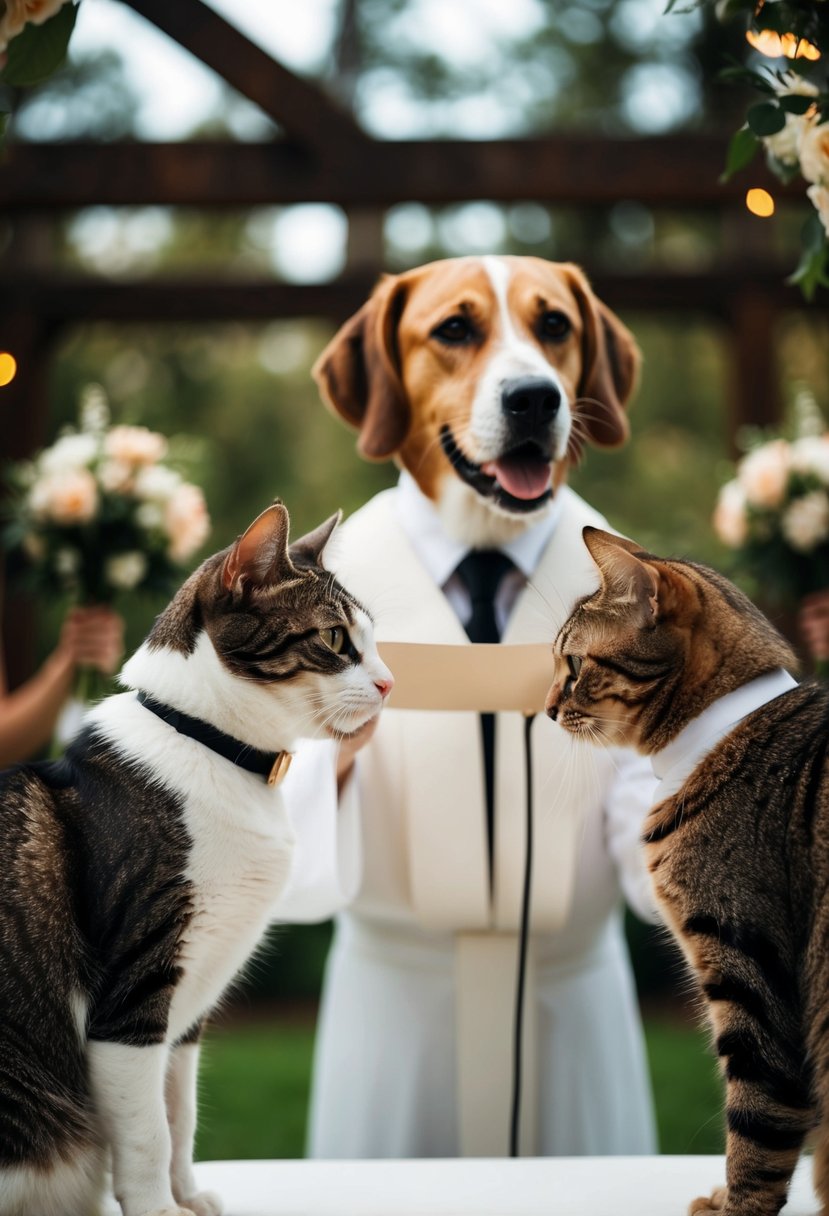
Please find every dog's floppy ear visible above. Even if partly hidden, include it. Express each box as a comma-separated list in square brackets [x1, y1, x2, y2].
[313, 275, 410, 461]
[564, 264, 641, 449]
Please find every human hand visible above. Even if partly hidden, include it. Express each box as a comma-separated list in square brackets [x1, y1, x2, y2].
[799, 590, 829, 662]
[57, 606, 125, 675]
[336, 714, 380, 791]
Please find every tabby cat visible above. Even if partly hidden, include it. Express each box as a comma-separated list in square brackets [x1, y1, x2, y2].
[0, 503, 392, 1216]
[547, 525, 828, 1216]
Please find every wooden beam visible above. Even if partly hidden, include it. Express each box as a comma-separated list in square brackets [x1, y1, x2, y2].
[4, 270, 826, 328]
[119, 0, 369, 164]
[0, 136, 800, 211]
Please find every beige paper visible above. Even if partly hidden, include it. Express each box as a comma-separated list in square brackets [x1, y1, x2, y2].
[377, 642, 555, 715]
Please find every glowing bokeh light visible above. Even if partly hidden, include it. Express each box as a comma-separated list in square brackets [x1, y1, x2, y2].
[746, 188, 775, 218]
[0, 352, 17, 387]
[746, 29, 821, 60]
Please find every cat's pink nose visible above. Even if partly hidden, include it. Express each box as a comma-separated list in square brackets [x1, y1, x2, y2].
[375, 676, 394, 699]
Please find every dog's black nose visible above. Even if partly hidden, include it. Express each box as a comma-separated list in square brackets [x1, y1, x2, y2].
[501, 377, 560, 430]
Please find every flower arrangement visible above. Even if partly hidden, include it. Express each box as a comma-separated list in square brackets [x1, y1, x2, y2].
[0, 0, 78, 101]
[4, 388, 211, 606]
[673, 0, 829, 297]
[713, 398, 829, 606]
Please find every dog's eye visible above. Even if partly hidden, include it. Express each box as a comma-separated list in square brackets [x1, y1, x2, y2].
[432, 315, 473, 345]
[323, 627, 347, 654]
[540, 311, 572, 342]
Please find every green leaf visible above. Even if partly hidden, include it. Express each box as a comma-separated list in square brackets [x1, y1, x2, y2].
[778, 93, 814, 115]
[747, 101, 787, 137]
[803, 210, 827, 255]
[0, 2, 79, 88]
[720, 126, 760, 181]
[719, 65, 775, 94]
[787, 222, 829, 301]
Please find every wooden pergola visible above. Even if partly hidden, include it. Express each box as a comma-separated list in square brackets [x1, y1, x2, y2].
[0, 0, 826, 681]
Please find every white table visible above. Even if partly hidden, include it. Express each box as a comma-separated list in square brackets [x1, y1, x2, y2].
[182, 1156, 818, 1216]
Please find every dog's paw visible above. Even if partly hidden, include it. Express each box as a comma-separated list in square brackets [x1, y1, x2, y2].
[688, 1187, 727, 1215]
[178, 1192, 223, 1216]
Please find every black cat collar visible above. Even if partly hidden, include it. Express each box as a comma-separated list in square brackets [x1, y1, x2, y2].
[136, 691, 293, 787]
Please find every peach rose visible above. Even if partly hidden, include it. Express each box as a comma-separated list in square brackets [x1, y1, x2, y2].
[782, 491, 829, 553]
[713, 480, 748, 549]
[164, 483, 210, 562]
[808, 183, 829, 239]
[30, 468, 98, 525]
[798, 119, 829, 186]
[104, 425, 168, 468]
[737, 441, 790, 510]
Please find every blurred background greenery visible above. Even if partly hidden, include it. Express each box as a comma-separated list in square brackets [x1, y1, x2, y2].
[3, 0, 829, 1161]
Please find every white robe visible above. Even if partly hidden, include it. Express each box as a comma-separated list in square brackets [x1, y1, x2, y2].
[279, 483, 659, 1159]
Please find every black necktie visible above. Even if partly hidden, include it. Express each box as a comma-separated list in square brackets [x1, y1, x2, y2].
[454, 550, 514, 883]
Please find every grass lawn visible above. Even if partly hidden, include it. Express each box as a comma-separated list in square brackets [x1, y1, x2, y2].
[195, 1011, 724, 1161]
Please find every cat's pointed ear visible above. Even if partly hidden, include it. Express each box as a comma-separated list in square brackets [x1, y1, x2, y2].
[289, 510, 342, 567]
[583, 526, 659, 625]
[222, 504, 295, 594]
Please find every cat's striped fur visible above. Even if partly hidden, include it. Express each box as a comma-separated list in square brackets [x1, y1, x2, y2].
[0, 504, 392, 1216]
[547, 526, 829, 1216]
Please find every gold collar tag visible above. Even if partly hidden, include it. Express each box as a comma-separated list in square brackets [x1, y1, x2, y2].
[267, 751, 293, 788]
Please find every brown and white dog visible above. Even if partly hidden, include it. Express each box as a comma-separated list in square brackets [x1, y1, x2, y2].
[313, 254, 640, 547]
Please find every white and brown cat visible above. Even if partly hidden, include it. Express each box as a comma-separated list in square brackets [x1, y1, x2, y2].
[547, 526, 829, 1216]
[0, 503, 392, 1216]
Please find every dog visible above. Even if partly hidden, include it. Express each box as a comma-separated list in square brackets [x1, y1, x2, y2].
[313, 254, 640, 546]
[303, 255, 657, 1160]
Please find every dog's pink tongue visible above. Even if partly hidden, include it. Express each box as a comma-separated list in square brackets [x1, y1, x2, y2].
[483, 453, 552, 500]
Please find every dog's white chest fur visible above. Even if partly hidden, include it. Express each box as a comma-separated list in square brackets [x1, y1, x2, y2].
[88, 693, 296, 1040]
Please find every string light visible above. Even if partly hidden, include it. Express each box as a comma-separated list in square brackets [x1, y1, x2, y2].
[746, 188, 775, 217]
[746, 29, 821, 60]
[0, 352, 17, 387]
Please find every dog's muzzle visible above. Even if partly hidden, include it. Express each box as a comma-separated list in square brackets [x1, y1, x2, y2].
[439, 374, 564, 514]
[501, 376, 560, 439]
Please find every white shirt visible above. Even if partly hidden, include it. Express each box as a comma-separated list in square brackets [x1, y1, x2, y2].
[395, 470, 562, 635]
[278, 475, 658, 924]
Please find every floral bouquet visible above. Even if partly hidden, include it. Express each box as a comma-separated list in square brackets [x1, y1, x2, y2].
[3, 389, 211, 708]
[713, 402, 829, 661]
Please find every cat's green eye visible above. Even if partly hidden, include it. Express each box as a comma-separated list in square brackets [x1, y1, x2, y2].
[324, 626, 347, 654]
[567, 655, 582, 679]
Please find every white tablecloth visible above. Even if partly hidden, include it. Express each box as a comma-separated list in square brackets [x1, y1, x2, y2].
[179, 1156, 818, 1216]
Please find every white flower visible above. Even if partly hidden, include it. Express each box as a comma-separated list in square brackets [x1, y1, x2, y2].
[97, 459, 134, 494]
[39, 432, 98, 476]
[737, 440, 791, 509]
[54, 547, 81, 576]
[105, 551, 148, 591]
[133, 463, 181, 502]
[790, 435, 829, 484]
[164, 483, 210, 562]
[135, 501, 165, 531]
[798, 119, 829, 186]
[807, 183, 829, 239]
[763, 116, 803, 168]
[782, 490, 829, 552]
[79, 384, 110, 435]
[29, 468, 98, 524]
[713, 480, 749, 548]
[764, 78, 819, 168]
[104, 425, 168, 468]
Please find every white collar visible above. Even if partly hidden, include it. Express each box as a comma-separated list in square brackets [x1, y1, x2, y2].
[394, 469, 563, 586]
[651, 667, 798, 798]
